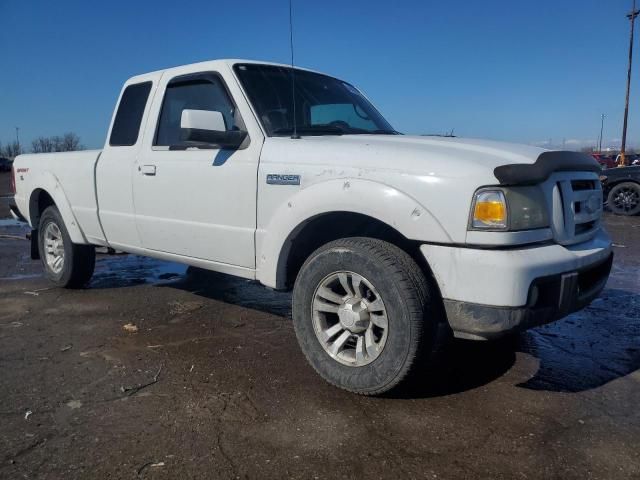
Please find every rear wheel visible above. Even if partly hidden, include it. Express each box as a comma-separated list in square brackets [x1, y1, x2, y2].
[607, 182, 640, 216]
[38, 206, 95, 288]
[292, 237, 444, 395]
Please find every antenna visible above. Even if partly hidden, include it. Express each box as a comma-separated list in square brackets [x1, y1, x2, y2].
[289, 0, 300, 139]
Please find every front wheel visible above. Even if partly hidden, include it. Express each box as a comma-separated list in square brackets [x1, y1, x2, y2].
[38, 206, 95, 288]
[607, 182, 640, 216]
[292, 237, 443, 395]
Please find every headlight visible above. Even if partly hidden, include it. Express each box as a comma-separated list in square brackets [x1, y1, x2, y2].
[469, 186, 549, 231]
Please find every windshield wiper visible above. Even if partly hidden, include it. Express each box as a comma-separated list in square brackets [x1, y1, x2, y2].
[272, 125, 344, 136]
[335, 126, 400, 135]
[370, 129, 401, 135]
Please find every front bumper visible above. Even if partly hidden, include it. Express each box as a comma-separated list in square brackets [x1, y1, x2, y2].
[442, 253, 612, 339]
[420, 229, 613, 340]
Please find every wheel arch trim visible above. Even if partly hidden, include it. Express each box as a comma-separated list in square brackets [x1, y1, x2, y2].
[256, 178, 451, 289]
[27, 173, 89, 244]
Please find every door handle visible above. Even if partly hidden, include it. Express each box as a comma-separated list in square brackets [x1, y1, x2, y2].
[139, 164, 156, 176]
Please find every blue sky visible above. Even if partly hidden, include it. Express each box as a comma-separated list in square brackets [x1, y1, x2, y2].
[0, 0, 636, 150]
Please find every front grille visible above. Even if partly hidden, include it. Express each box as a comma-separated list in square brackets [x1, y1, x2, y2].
[547, 172, 602, 245]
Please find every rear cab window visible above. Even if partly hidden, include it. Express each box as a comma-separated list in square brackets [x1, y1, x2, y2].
[109, 82, 152, 146]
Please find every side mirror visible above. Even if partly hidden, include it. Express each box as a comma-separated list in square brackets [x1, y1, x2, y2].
[180, 109, 247, 149]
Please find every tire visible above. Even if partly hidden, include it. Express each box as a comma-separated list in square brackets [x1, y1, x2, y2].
[292, 237, 444, 395]
[607, 182, 640, 216]
[38, 206, 95, 288]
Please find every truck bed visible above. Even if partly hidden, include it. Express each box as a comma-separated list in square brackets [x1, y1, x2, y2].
[13, 150, 105, 244]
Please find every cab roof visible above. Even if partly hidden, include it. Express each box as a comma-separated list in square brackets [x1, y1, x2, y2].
[125, 59, 324, 85]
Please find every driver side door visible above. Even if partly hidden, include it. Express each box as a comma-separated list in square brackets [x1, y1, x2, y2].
[133, 70, 260, 268]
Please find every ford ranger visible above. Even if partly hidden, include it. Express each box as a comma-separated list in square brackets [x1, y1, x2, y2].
[10, 60, 613, 395]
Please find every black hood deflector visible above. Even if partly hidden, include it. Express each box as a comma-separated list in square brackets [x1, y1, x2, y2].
[493, 151, 601, 185]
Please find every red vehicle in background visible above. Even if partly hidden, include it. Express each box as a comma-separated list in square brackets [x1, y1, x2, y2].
[592, 153, 618, 169]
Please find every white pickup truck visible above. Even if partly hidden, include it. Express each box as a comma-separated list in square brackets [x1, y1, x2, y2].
[10, 59, 612, 395]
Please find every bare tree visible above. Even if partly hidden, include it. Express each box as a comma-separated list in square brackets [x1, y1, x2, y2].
[60, 132, 82, 151]
[31, 136, 55, 153]
[30, 132, 84, 153]
[1, 140, 23, 159]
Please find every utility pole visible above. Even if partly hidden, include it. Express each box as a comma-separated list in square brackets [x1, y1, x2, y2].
[598, 114, 606, 153]
[15, 126, 20, 146]
[620, 0, 640, 167]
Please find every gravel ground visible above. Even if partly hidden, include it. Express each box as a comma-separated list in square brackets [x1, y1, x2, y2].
[0, 171, 639, 479]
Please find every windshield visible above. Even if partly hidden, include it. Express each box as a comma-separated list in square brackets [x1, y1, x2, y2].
[233, 63, 397, 136]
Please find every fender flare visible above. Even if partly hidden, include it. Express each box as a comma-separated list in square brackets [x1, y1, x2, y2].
[256, 178, 451, 288]
[28, 172, 88, 244]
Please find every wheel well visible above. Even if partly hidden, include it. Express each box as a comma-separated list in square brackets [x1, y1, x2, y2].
[29, 189, 56, 228]
[277, 212, 434, 290]
[611, 179, 640, 188]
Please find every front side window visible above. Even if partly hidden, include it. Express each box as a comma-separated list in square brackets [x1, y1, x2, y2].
[233, 63, 396, 136]
[154, 75, 241, 147]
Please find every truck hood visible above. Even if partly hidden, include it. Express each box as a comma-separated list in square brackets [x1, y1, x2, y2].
[258, 133, 601, 250]
[263, 134, 546, 184]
